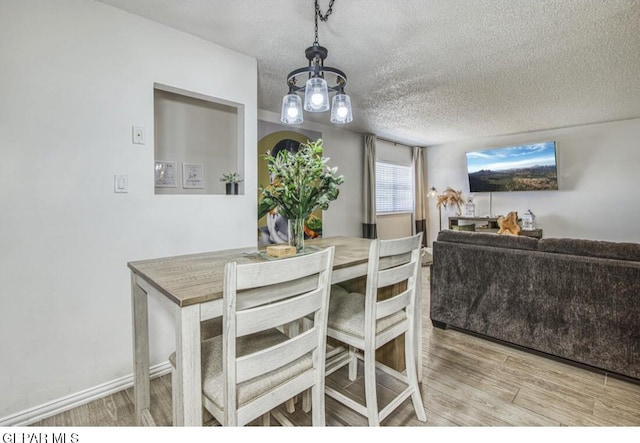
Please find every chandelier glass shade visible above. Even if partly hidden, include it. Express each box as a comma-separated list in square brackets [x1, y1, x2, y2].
[304, 77, 330, 112]
[330, 92, 352, 124]
[281, 93, 304, 125]
[280, 1, 352, 125]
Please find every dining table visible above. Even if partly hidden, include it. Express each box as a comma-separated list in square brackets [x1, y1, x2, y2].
[128, 236, 423, 426]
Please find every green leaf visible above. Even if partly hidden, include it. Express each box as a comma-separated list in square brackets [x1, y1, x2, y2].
[257, 138, 344, 221]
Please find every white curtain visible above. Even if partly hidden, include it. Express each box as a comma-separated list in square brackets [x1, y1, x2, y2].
[362, 134, 377, 238]
[413, 146, 428, 246]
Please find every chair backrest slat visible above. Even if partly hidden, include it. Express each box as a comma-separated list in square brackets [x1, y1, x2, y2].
[236, 328, 318, 383]
[237, 275, 318, 309]
[376, 287, 412, 320]
[235, 252, 331, 290]
[377, 261, 415, 288]
[378, 253, 411, 271]
[379, 234, 420, 257]
[236, 287, 323, 337]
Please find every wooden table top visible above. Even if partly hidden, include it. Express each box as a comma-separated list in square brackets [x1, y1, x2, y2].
[128, 236, 372, 307]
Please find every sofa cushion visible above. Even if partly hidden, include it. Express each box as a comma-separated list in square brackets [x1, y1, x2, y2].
[436, 230, 539, 251]
[538, 238, 640, 262]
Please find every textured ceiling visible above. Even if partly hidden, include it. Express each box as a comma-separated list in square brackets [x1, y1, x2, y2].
[96, 0, 640, 146]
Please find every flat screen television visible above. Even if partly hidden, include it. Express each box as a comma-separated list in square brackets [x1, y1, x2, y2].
[466, 141, 558, 192]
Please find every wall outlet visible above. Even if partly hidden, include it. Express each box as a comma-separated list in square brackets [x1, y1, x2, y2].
[132, 126, 145, 145]
[114, 174, 128, 193]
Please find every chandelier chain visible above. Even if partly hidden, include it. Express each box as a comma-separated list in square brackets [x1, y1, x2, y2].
[314, 0, 335, 44]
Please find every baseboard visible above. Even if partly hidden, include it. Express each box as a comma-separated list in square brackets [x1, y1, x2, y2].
[0, 361, 172, 427]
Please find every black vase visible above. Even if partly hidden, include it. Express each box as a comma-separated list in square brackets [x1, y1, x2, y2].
[225, 183, 238, 195]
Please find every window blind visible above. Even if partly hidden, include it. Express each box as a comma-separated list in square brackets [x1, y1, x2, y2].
[375, 162, 414, 213]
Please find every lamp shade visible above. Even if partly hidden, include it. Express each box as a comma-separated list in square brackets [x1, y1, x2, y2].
[304, 77, 330, 112]
[330, 93, 353, 124]
[280, 93, 303, 124]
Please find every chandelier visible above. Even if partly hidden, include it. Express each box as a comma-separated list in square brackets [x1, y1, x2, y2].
[280, 0, 353, 125]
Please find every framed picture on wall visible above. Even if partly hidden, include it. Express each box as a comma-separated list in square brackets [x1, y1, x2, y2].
[182, 163, 204, 189]
[154, 161, 177, 188]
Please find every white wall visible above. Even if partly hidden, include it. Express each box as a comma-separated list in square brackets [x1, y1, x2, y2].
[258, 110, 364, 238]
[377, 213, 413, 240]
[0, 0, 257, 419]
[425, 118, 640, 245]
[377, 139, 413, 165]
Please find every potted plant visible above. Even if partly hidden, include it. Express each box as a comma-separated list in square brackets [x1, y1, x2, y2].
[220, 172, 243, 195]
[258, 139, 344, 251]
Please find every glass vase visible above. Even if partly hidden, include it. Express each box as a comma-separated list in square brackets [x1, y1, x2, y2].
[288, 218, 305, 252]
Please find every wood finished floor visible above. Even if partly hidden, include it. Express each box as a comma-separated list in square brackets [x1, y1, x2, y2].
[32, 268, 640, 427]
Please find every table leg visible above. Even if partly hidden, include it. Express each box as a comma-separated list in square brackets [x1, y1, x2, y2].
[131, 273, 150, 425]
[175, 304, 203, 426]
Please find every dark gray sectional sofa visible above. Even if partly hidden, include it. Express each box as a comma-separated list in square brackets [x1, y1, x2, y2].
[430, 230, 640, 380]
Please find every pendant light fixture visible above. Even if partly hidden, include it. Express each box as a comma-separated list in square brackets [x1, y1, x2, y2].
[280, 0, 353, 125]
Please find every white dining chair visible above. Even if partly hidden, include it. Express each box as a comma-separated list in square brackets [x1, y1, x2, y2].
[169, 246, 334, 426]
[324, 233, 427, 426]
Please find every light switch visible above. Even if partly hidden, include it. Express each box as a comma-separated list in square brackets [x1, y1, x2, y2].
[114, 174, 128, 193]
[132, 126, 145, 145]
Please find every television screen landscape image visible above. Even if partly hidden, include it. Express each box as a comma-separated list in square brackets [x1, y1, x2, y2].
[466, 141, 558, 192]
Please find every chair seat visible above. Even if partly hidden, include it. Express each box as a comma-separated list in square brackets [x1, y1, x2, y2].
[327, 285, 406, 340]
[169, 329, 313, 408]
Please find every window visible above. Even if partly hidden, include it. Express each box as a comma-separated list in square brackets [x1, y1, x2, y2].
[375, 162, 414, 213]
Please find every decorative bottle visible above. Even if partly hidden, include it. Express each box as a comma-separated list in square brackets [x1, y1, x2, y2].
[464, 197, 476, 217]
[522, 210, 535, 230]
